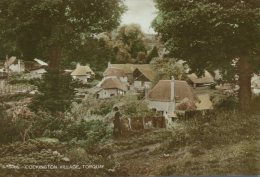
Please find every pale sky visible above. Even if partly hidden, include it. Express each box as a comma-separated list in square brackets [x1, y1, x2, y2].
[121, 0, 157, 34]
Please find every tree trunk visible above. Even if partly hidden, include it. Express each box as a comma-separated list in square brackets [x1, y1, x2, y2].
[237, 56, 252, 112]
[48, 46, 62, 69]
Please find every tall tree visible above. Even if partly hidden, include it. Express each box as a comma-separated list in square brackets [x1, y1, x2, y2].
[147, 46, 159, 63]
[0, 0, 125, 68]
[61, 37, 117, 71]
[114, 24, 148, 63]
[152, 0, 260, 111]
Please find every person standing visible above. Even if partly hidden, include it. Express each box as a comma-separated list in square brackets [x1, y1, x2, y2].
[113, 107, 122, 137]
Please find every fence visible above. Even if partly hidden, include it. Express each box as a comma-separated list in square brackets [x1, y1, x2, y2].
[0, 80, 34, 95]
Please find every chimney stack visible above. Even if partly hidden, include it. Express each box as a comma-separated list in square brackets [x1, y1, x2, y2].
[170, 76, 175, 102]
[18, 59, 21, 73]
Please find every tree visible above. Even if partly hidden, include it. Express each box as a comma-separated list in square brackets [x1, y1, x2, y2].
[29, 70, 75, 114]
[150, 57, 188, 84]
[61, 37, 117, 71]
[114, 24, 148, 63]
[0, 0, 125, 67]
[152, 0, 260, 111]
[147, 46, 159, 63]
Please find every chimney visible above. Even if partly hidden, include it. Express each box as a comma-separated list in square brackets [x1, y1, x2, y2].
[18, 59, 21, 73]
[170, 76, 175, 102]
[108, 61, 111, 68]
[144, 88, 150, 99]
[168, 76, 176, 115]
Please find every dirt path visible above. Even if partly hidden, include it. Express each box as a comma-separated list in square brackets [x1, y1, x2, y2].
[113, 143, 162, 159]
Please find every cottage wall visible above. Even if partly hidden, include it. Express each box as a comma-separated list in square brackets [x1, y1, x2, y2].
[134, 81, 152, 89]
[127, 73, 134, 84]
[9, 63, 25, 73]
[30, 69, 47, 78]
[119, 76, 128, 83]
[97, 89, 125, 99]
[72, 75, 89, 83]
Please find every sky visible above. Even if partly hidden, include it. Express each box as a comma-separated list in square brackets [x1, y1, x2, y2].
[121, 0, 157, 34]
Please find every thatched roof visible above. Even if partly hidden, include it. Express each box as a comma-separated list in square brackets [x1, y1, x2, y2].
[195, 94, 213, 110]
[109, 64, 152, 74]
[71, 64, 94, 76]
[103, 67, 126, 77]
[133, 67, 155, 81]
[148, 80, 198, 102]
[34, 58, 48, 66]
[188, 71, 214, 84]
[5, 56, 16, 67]
[100, 78, 128, 91]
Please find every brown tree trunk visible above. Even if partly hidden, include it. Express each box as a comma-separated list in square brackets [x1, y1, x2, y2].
[237, 56, 252, 112]
[48, 46, 62, 69]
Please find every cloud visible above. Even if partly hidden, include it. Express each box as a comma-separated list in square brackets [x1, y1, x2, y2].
[121, 0, 157, 34]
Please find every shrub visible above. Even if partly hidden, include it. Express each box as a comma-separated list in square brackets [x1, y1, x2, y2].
[29, 69, 75, 114]
[64, 120, 112, 147]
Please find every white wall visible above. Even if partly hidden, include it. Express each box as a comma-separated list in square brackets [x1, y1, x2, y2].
[30, 69, 46, 79]
[97, 89, 125, 99]
[73, 75, 89, 84]
[134, 81, 152, 89]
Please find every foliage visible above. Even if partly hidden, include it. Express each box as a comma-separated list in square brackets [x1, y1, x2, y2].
[212, 95, 239, 110]
[152, 0, 260, 71]
[64, 120, 112, 146]
[119, 95, 153, 117]
[0, 0, 125, 64]
[0, 105, 34, 143]
[103, 24, 148, 64]
[150, 57, 188, 84]
[90, 99, 116, 116]
[61, 37, 117, 71]
[147, 46, 159, 63]
[29, 69, 75, 114]
[152, 0, 260, 111]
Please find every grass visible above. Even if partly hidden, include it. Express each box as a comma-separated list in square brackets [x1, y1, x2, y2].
[158, 110, 260, 176]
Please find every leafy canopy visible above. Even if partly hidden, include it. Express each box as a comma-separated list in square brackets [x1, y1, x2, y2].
[152, 0, 260, 74]
[0, 0, 125, 60]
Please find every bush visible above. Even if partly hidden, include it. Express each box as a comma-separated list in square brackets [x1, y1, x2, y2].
[166, 110, 260, 151]
[211, 94, 239, 110]
[64, 120, 112, 147]
[29, 69, 75, 114]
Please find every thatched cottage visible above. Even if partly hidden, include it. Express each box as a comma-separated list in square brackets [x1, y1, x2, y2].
[133, 67, 155, 90]
[96, 77, 128, 99]
[104, 62, 155, 89]
[147, 77, 198, 124]
[71, 63, 95, 83]
[103, 67, 128, 83]
[4, 56, 25, 73]
[188, 71, 214, 88]
[25, 58, 48, 78]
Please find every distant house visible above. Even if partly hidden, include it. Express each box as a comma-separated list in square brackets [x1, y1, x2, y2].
[188, 71, 214, 88]
[103, 67, 128, 83]
[252, 73, 260, 95]
[4, 56, 25, 73]
[96, 77, 128, 99]
[252, 73, 260, 89]
[147, 78, 198, 124]
[71, 63, 95, 83]
[25, 58, 48, 78]
[133, 67, 155, 90]
[106, 62, 153, 84]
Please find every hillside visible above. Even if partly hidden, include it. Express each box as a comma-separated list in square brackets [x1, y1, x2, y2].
[1, 108, 259, 176]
